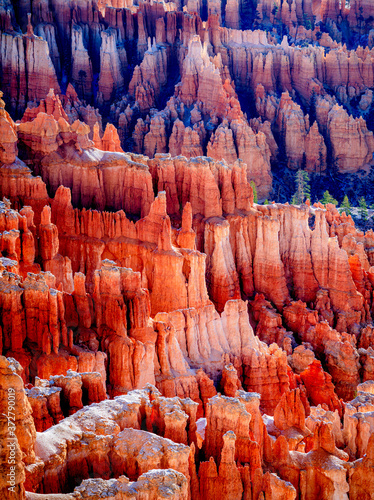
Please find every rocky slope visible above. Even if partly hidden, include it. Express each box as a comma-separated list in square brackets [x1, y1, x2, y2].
[1, 0, 374, 202]
[2, 0, 374, 498]
[0, 84, 374, 497]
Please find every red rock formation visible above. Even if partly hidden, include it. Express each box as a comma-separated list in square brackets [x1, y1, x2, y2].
[0, 356, 36, 500]
[220, 363, 242, 397]
[207, 123, 238, 165]
[349, 434, 374, 497]
[49, 370, 84, 416]
[30, 387, 192, 494]
[251, 293, 288, 346]
[276, 92, 309, 170]
[0, 91, 17, 164]
[93, 122, 124, 152]
[0, 160, 50, 226]
[304, 121, 327, 173]
[253, 212, 289, 310]
[26, 381, 63, 432]
[300, 360, 342, 415]
[0, 14, 60, 115]
[178, 36, 228, 117]
[261, 471, 297, 500]
[289, 344, 315, 374]
[98, 28, 125, 104]
[4, 3, 374, 494]
[129, 40, 167, 112]
[0, 267, 70, 363]
[18, 109, 93, 165]
[74, 469, 189, 499]
[144, 115, 168, 157]
[71, 24, 93, 101]
[230, 119, 272, 200]
[90, 260, 155, 395]
[20, 88, 69, 125]
[0, 415, 23, 497]
[327, 236, 365, 332]
[271, 388, 311, 451]
[225, 0, 240, 29]
[242, 341, 290, 415]
[39, 205, 74, 293]
[283, 301, 318, 337]
[272, 421, 349, 498]
[327, 104, 374, 173]
[196, 368, 217, 416]
[204, 394, 252, 464]
[199, 430, 244, 499]
[204, 218, 241, 312]
[0, 161, 373, 499]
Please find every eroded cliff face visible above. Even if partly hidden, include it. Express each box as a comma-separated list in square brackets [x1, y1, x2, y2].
[1, 86, 374, 497]
[2, 0, 374, 498]
[1, 0, 374, 203]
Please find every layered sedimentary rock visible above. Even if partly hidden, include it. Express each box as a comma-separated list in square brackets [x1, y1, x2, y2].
[2, 1, 374, 498]
[97, 28, 125, 104]
[71, 24, 93, 101]
[129, 39, 167, 112]
[0, 14, 60, 116]
[0, 356, 36, 500]
[30, 387, 192, 494]
[2, 154, 374, 497]
[2, 1, 374, 197]
[327, 104, 374, 173]
[72, 470, 189, 500]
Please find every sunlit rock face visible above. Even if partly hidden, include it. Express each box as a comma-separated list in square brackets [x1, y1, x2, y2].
[2, 0, 374, 498]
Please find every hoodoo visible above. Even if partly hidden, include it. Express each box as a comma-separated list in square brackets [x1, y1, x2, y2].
[2, 0, 374, 498]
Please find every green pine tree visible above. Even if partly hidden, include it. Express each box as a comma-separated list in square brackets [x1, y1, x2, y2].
[303, 13, 312, 30]
[358, 197, 368, 221]
[292, 169, 310, 204]
[321, 191, 338, 206]
[250, 181, 258, 203]
[264, 199, 269, 205]
[340, 195, 352, 215]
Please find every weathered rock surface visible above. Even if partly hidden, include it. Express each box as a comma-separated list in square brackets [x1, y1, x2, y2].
[2, 3, 374, 498]
[0, 356, 36, 500]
